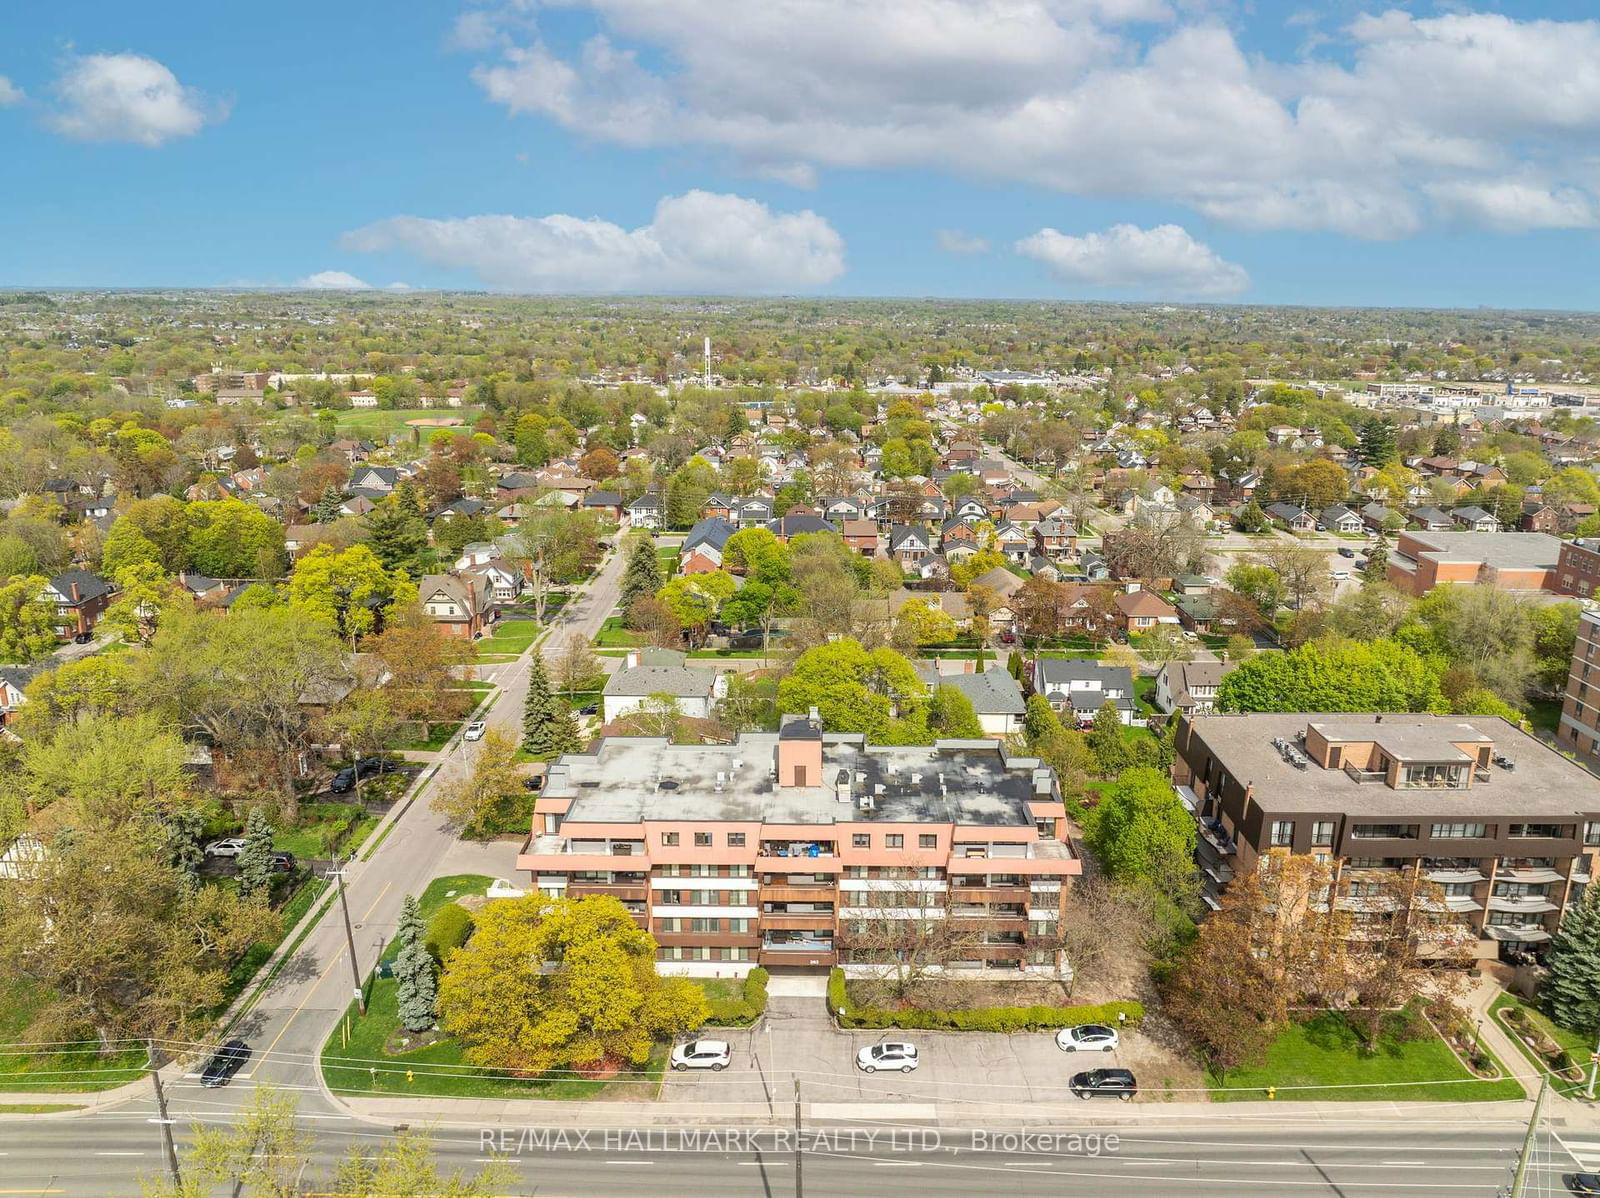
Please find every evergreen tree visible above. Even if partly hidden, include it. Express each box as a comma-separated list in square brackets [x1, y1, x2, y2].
[393, 893, 438, 1033]
[1088, 701, 1130, 775]
[365, 501, 429, 576]
[1006, 650, 1024, 682]
[1023, 693, 1062, 744]
[1432, 423, 1462, 458]
[1356, 417, 1398, 468]
[1544, 885, 1600, 1036]
[313, 486, 343, 524]
[1362, 533, 1390, 583]
[236, 807, 276, 900]
[522, 654, 581, 758]
[619, 536, 663, 612]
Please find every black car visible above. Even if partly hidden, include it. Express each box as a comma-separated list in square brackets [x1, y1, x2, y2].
[1070, 1068, 1137, 1101]
[1338, 547, 1356, 558]
[1570, 1174, 1600, 1195]
[199, 1039, 251, 1088]
[522, 774, 546, 792]
[267, 852, 296, 873]
[331, 757, 402, 793]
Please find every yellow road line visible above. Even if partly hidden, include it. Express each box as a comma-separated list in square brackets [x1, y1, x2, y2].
[359, 880, 392, 922]
[259, 943, 345, 1063]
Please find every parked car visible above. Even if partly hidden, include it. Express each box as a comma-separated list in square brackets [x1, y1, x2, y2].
[857, 1042, 919, 1073]
[267, 852, 296, 873]
[464, 721, 487, 741]
[521, 773, 546, 792]
[1338, 547, 1356, 558]
[1568, 1173, 1600, 1195]
[1055, 1024, 1119, 1052]
[1070, 1068, 1137, 1101]
[199, 1039, 251, 1088]
[487, 878, 527, 900]
[203, 838, 247, 859]
[331, 757, 403, 793]
[671, 1040, 731, 1071]
[1329, 569, 1350, 581]
[999, 630, 1017, 645]
[576, 704, 598, 716]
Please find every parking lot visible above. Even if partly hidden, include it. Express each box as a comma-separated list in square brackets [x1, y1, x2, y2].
[661, 997, 1165, 1113]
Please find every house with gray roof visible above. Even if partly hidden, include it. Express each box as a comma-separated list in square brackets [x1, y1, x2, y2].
[915, 663, 1026, 737]
[602, 648, 725, 723]
[1032, 658, 1136, 725]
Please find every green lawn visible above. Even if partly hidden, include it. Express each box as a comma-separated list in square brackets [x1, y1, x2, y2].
[1133, 675, 1158, 715]
[272, 802, 378, 859]
[455, 681, 495, 698]
[691, 978, 746, 1003]
[594, 615, 634, 647]
[1490, 993, 1594, 1097]
[1210, 1010, 1524, 1102]
[657, 547, 680, 574]
[322, 874, 667, 1100]
[394, 721, 463, 752]
[1526, 700, 1562, 737]
[478, 619, 539, 656]
[327, 406, 484, 443]
[0, 981, 149, 1092]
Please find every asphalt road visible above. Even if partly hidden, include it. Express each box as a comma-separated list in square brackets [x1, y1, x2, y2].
[0, 1111, 1589, 1195]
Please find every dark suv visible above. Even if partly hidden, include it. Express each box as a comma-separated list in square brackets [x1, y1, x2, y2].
[1070, 1068, 1137, 1101]
[199, 1040, 251, 1088]
[331, 757, 402, 793]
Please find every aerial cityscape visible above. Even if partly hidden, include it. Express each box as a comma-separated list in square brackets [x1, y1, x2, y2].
[5, 2, 1600, 1196]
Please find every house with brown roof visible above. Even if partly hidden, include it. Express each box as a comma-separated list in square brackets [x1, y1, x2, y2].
[419, 574, 494, 638]
[1114, 588, 1180, 634]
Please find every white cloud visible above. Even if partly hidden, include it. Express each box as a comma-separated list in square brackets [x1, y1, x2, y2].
[386, 281, 414, 291]
[340, 190, 846, 293]
[1016, 223, 1249, 298]
[1425, 180, 1598, 232]
[462, 3, 1600, 237]
[46, 53, 218, 147]
[297, 270, 372, 289]
[937, 229, 990, 255]
[0, 76, 23, 107]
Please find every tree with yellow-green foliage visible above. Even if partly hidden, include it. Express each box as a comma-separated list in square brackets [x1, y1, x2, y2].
[437, 894, 708, 1074]
[0, 575, 58, 664]
[288, 542, 418, 639]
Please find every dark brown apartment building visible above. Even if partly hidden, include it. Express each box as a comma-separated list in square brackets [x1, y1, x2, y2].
[1173, 712, 1600, 962]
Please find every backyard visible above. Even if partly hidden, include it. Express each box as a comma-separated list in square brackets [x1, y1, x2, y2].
[1209, 1009, 1524, 1102]
[321, 874, 667, 1099]
[0, 981, 148, 1092]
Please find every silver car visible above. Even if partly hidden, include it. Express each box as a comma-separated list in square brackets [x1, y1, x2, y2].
[857, 1042, 919, 1073]
[671, 1040, 731, 1071]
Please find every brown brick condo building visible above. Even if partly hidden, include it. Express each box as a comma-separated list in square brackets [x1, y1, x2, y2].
[517, 711, 1080, 979]
[1559, 608, 1600, 766]
[1173, 712, 1600, 962]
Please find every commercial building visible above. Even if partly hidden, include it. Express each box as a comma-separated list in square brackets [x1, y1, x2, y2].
[1554, 539, 1600, 599]
[517, 711, 1079, 978]
[1172, 712, 1600, 961]
[1386, 530, 1560, 596]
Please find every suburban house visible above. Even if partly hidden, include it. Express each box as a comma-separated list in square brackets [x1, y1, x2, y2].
[1387, 530, 1560, 596]
[1265, 503, 1317, 532]
[1115, 589, 1180, 634]
[1450, 506, 1501, 533]
[1173, 710, 1600, 957]
[0, 666, 32, 729]
[515, 711, 1079, 977]
[916, 662, 1027, 737]
[1319, 504, 1364, 534]
[1031, 659, 1136, 725]
[601, 648, 725, 723]
[460, 560, 524, 605]
[583, 491, 624, 522]
[888, 525, 932, 564]
[626, 493, 664, 530]
[839, 519, 878, 556]
[680, 517, 738, 574]
[419, 574, 494, 638]
[1359, 502, 1397, 532]
[1153, 659, 1237, 715]
[1409, 506, 1454, 531]
[42, 571, 114, 641]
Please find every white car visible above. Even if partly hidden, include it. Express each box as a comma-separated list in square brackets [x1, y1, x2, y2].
[857, 1042, 919, 1074]
[670, 1040, 730, 1071]
[1056, 1023, 1119, 1052]
[1329, 569, 1350, 581]
[204, 838, 247, 859]
[486, 878, 527, 900]
[463, 721, 487, 741]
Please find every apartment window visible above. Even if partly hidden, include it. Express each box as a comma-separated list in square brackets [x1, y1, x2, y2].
[886, 834, 904, 849]
[694, 832, 712, 847]
[1347, 881, 1380, 897]
[1493, 882, 1549, 899]
[1270, 820, 1294, 847]
[1350, 824, 1415, 840]
[852, 834, 871, 849]
[845, 866, 868, 878]
[1311, 821, 1335, 847]
[1430, 823, 1487, 839]
[1585, 824, 1600, 847]
[661, 832, 679, 847]
[1441, 882, 1476, 897]
[658, 890, 682, 904]
[1509, 824, 1564, 839]
[919, 834, 937, 849]
[727, 918, 750, 933]
[728, 833, 746, 847]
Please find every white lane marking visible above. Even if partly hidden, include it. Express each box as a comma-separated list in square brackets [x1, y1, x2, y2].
[94, 1151, 144, 1156]
[604, 1160, 651, 1165]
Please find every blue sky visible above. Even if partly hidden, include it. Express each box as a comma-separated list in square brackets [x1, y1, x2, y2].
[2, 1, 1598, 308]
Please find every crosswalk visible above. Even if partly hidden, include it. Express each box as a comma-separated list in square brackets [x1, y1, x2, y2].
[1554, 1133, 1600, 1174]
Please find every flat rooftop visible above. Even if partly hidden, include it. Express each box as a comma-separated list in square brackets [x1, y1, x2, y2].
[1187, 712, 1600, 817]
[1403, 530, 1560, 570]
[545, 733, 1049, 827]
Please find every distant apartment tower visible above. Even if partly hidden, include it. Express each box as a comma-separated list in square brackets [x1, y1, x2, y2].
[1173, 711, 1600, 962]
[517, 713, 1080, 978]
[1559, 608, 1600, 764]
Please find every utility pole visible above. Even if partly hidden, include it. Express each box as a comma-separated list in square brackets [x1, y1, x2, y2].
[145, 1038, 181, 1189]
[793, 1078, 803, 1198]
[1587, 1029, 1600, 1101]
[327, 860, 366, 1015]
[1505, 1074, 1548, 1198]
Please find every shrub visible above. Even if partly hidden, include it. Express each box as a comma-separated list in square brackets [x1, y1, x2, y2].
[424, 903, 474, 966]
[1504, 1005, 1528, 1027]
[706, 967, 770, 1026]
[825, 970, 1144, 1032]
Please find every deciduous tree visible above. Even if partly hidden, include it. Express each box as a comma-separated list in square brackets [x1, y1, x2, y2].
[432, 727, 524, 840]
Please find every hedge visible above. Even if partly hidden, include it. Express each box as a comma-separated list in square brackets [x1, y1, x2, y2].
[826, 968, 1143, 1032]
[706, 967, 770, 1026]
[424, 904, 474, 966]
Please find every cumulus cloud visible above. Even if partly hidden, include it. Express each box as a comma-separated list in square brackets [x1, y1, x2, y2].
[0, 76, 23, 107]
[340, 190, 846, 293]
[462, 3, 1600, 237]
[297, 270, 371, 290]
[937, 229, 990, 255]
[1016, 223, 1249, 298]
[46, 53, 218, 146]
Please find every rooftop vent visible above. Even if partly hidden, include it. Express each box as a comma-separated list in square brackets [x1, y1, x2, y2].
[657, 779, 679, 791]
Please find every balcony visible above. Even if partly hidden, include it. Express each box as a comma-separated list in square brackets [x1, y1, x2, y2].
[949, 885, 1029, 903]
[760, 881, 838, 903]
[759, 947, 837, 967]
[758, 842, 837, 861]
[1488, 894, 1559, 914]
[1485, 923, 1552, 943]
[1497, 863, 1563, 884]
[567, 882, 649, 902]
[1200, 818, 1237, 856]
[1424, 861, 1486, 884]
[762, 911, 839, 930]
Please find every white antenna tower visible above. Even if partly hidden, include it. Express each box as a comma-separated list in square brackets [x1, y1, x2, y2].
[703, 336, 711, 388]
